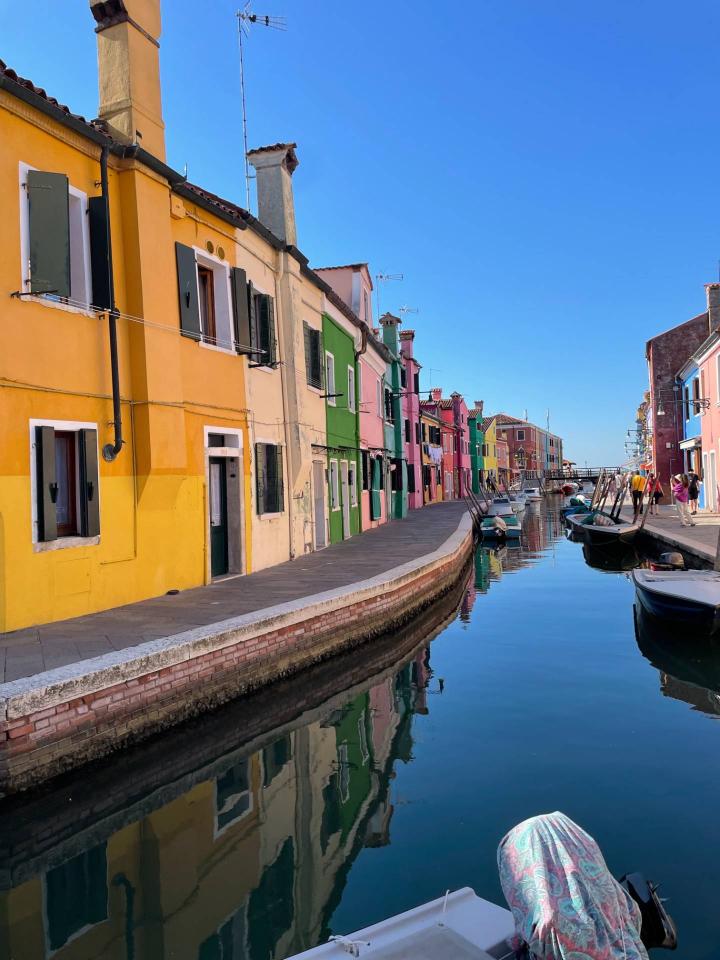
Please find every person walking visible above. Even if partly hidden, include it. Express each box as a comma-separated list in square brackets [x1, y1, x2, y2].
[630, 471, 645, 521]
[688, 471, 701, 515]
[649, 476, 664, 516]
[673, 474, 695, 527]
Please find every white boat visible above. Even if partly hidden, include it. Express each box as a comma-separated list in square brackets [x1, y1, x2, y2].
[522, 486, 542, 501]
[486, 496, 515, 517]
[508, 493, 526, 513]
[285, 887, 515, 959]
[633, 569, 720, 635]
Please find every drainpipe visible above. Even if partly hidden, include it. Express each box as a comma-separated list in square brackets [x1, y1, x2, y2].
[276, 252, 296, 558]
[99, 145, 123, 461]
[354, 325, 368, 531]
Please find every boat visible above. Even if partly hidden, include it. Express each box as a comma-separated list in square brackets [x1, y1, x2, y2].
[632, 568, 720, 635]
[285, 812, 676, 959]
[508, 493, 526, 514]
[583, 515, 640, 549]
[486, 496, 515, 517]
[481, 514, 521, 540]
[522, 485, 542, 501]
[566, 511, 595, 540]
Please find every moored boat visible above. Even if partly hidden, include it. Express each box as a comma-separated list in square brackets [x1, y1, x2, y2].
[583, 516, 639, 549]
[481, 514, 521, 539]
[486, 496, 515, 517]
[632, 568, 720, 635]
[522, 485, 542, 501]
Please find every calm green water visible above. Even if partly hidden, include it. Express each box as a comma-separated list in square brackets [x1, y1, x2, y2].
[2, 502, 719, 959]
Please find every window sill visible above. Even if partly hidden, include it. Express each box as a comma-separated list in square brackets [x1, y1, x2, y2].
[306, 383, 324, 395]
[250, 364, 278, 375]
[199, 340, 237, 356]
[257, 511, 284, 520]
[34, 535, 100, 553]
[19, 294, 96, 320]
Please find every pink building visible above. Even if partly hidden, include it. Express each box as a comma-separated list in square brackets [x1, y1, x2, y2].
[399, 330, 423, 510]
[696, 285, 720, 509]
[421, 389, 471, 498]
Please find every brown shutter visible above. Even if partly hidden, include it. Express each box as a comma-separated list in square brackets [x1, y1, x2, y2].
[175, 243, 201, 340]
[247, 281, 257, 353]
[79, 429, 100, 537]
[231, 266, 252, 354]
[27, 171, 70, 297]
[36, 425, 57, 541]
[255, 442, 266, 514]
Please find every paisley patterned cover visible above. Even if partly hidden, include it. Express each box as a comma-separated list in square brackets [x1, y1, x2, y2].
[497, 812, 648, 960]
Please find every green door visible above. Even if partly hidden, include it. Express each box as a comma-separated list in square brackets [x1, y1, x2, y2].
[209, 457, 228, 577]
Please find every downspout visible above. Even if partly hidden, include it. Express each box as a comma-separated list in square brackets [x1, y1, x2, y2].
[354, 325, 368, 531]
[276, 252, 296, 558]
[99, 145, 123, 461]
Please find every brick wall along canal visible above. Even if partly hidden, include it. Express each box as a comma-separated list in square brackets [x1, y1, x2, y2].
[1, 502, 718, 959]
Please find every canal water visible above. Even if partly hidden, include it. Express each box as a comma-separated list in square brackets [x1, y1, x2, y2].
[2, 502, 719, 960]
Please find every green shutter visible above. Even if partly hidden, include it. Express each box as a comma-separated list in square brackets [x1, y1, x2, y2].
[79, 429, 100, 537]
[27, 170, 70, 297]
[36, 425, 57, 541]
[175, 242, 201, 340]
[88, 196, 111, 310]
[371, 458, 382, 519]
[303, 322, 312, 383]
[247, 281, 257, 354]
[255, 442, 266, 514]
[261, 296, 277, 365]
[274, 445, 284, 513]
[231, 266, 252, 354]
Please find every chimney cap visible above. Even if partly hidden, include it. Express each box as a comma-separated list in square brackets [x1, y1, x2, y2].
[247, 142, 299, 174]
[399, 329, 415, 340]
[379, 312, 401, 326]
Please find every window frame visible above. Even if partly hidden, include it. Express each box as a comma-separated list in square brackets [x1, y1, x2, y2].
[326, 352, 337, 406]
[249, 286, 277, 369]
[193, 247, 235, 353]
[348, 462, 358, 506]
[255, 441, 284, 517]
[329, 459, 340, 510]
[347, 365, 356, 414]
[517, 429, 525, 441]
[19, 161, 93, 315]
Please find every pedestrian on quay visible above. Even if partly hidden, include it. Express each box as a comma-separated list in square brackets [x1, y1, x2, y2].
[688, 471, 701, 515]
[649, 475, 664, 516]
[672, 474, 695, 527]
[630, 470, 645, 521]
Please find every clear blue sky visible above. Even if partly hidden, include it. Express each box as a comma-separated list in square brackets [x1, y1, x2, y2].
[5, 0, 720, 465]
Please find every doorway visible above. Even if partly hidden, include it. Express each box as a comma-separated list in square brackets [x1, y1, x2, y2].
[312, 460, 326, 548]
[340, 460, 351, 539]
[709, 451, 717, 512]
[209, 457, 229, 577]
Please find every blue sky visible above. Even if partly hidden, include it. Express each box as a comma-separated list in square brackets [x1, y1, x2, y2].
[4, 0, 720, 465]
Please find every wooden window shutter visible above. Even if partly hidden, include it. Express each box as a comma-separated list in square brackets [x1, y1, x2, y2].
[27, 171, 71, 297]
[414, 372, 420, 395]
[231, 266, 252, 354]
[304, 325, 323, 388]
[274, 445, 284, 513]
[35, 425, 58, 541]
[247, 281, 257, 353]
[407, 463, 416, 493]
[371, 458, 382, 519]
[261, 296, 277, 365]
[79, 429, 100, 537]
[304, 322, 312, 383]
[255, 442, 266, 515]
[175, 243, 201, 340]
[88, 196, 111, 310]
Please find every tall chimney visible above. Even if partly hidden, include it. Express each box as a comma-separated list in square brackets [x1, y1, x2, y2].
[706, 283, 720, 332]
[90, 0, 165, 159]
[247, 143, 299, 244]
[430, 388, 442, 402]
[399, 328, 415, 359]
[474, 400, 484, 416]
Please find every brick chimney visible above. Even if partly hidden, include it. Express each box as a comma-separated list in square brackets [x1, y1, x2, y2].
[247, 143, 298, 244]
[379, 312, 401, 353]
[90, 0, 166, 159]
[399, 328, 415, 359]
[430, 388, 442, 402]
[706, 283, 720, 331]
[474, 400, 484, 416]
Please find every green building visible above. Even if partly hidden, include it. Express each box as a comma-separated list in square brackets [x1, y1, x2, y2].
[323, 310, 361, 543]
[468, 409, 485, 494]
[380, 313, 407, 519]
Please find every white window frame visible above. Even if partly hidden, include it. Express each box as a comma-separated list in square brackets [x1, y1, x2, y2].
[254, 438, 285, 519]
[194, 247, 235, 354]
[29, 418, 100, 552]
[19, 161, 93, 316]
[349, 462, 357, 506]
[347, 365, 356, 414]
[326, 352, 336, 406]
[213, 758, 254, 839]
[376, 377, 383, 417]
[356, 363, 362, 411]
[330, 459, 340, 510]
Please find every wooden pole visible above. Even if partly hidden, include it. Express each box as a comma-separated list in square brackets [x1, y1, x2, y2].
[638, 477, 656, 530]
[590, 469, 604, 511]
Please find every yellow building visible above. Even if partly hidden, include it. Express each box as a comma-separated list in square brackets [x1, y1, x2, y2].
[479, 416, 498, 483]
[0, 1, 348, 631]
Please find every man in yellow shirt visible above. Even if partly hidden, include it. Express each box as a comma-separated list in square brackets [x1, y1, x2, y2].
[631, 471, 646, 520]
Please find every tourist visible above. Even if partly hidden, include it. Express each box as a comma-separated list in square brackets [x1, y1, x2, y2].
[630, 471, 645, 521]
[649, 476, 664, 516]
[672, 474, 695, 527]
[688, 471, 701, 515]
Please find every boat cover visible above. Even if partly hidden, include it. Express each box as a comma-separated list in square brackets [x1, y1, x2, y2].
[498, 812, 648, 960]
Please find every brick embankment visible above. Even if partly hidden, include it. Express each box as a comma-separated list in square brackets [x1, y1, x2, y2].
[0, 511, 473, 795]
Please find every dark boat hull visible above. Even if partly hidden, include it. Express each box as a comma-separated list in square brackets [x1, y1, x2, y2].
[634, 581, 720, 634]
[584, 524, 637, 549]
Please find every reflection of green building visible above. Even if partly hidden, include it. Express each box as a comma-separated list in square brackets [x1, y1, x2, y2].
[321, 693, 374, 851]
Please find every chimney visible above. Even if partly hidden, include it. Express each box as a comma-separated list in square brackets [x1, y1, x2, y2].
[474, 400, 484, 416]
[247, 143, 299, 244]
[431, 388, 442, 402]
[90, 0, 166, 159]
[379, 312, 401, 353]
[706, 283, 720, 331]
[399, 328, 415, 359]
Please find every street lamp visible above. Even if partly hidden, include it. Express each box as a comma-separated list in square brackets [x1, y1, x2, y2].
[656, 395, 710, 416]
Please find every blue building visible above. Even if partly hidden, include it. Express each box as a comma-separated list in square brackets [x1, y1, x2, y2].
[676, 358, 704, 507]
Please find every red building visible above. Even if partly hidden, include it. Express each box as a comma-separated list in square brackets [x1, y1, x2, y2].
[421, 389, 471, 498]
[494, 414, 541, 479]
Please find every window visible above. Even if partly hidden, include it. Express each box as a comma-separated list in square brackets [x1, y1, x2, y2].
[684, 385, 691, 420]
[407, 464, 416, 493]
[404, 419, 411, 443]
[330, 460, 340, 509]
[215, 759, 252, 834]
[45, 844, 108, 952]
[422, 422, 427, 442]
[400, 367, 407, 389]
[348, 366, 356, 413]
[263, 735, 292, 787]
[377, 377, 383, 417]
[250, 288, 277, 365]
[349, 463, 357, 505]
[174, 243, 238, 351]
[385, 388, 395, 423]
[326, 352, 336, 405]
[304, 322, 324, 388]
[197, 265, 217, 343]
[361, 450, 370, 490]
[414, 372, 420, 395]
[693, 376, 701, 415]
[255, 443, 284, 514]
[32, 423, 100, 544]
[415, 421, 421, 444]
[517, 429, 525, 441]
[391, 458, 404, 491]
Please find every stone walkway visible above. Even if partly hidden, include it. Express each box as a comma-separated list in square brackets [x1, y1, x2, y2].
[0, 502, 467, 684]
[619, 502, 720, 562]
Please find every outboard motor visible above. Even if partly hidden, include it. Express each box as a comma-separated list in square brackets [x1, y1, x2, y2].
[498, 812, 677, 958]
[649, 552, 685, 572]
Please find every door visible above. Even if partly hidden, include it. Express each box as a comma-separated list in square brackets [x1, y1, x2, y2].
[312, 460, 326, 548]
[209, 457, 229, 577]
[341, 461, 351, 539]
[710, 451, 717, 511]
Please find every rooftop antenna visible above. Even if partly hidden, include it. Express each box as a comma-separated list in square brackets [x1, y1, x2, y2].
[236, 4, 286, 209]
[399, 305, 419, 316]
[546, 408, 550, 431]
[375, 272, 403, 322]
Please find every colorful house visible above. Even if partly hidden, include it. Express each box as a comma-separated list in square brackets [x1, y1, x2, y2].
[322, 305, 361, 542]
[479, 417, 498, 485]
[399, 330, 423, 510]
[380, 314, 407, 519]
[420, 389, 470, 498]
[420, 410, 443, 503]
[468, 402, 485, 494]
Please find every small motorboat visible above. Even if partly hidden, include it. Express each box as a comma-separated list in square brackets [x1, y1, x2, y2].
[583, 514, 640, 549]
[481, 514, 521, 540]
[486, 496, 515, 517]
[285, 812, 677, 959]
[508, 493, 526, 514]
[633, 568, 720, 635]
[522, 485, 542, 501]
[566, 511, 596, 540]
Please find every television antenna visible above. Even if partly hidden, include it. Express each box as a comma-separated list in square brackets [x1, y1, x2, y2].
[237, 4, 286, 209]
[375, 272, 403, 322]
[399, 305, 419, 316]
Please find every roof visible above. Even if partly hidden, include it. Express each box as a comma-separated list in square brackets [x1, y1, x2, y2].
[479, 416, 497, 432]
[645, 311, 708, 358]
[314, 263, 369, 272]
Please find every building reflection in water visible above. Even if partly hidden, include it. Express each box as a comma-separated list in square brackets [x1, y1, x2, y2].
[634, 604, 720, 719]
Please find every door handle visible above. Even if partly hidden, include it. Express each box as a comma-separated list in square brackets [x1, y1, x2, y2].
[49, 482, 58, 503]
[87, 480, 95, 501]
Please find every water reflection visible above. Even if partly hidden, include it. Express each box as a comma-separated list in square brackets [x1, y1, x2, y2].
[634, 604, 720, 719]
